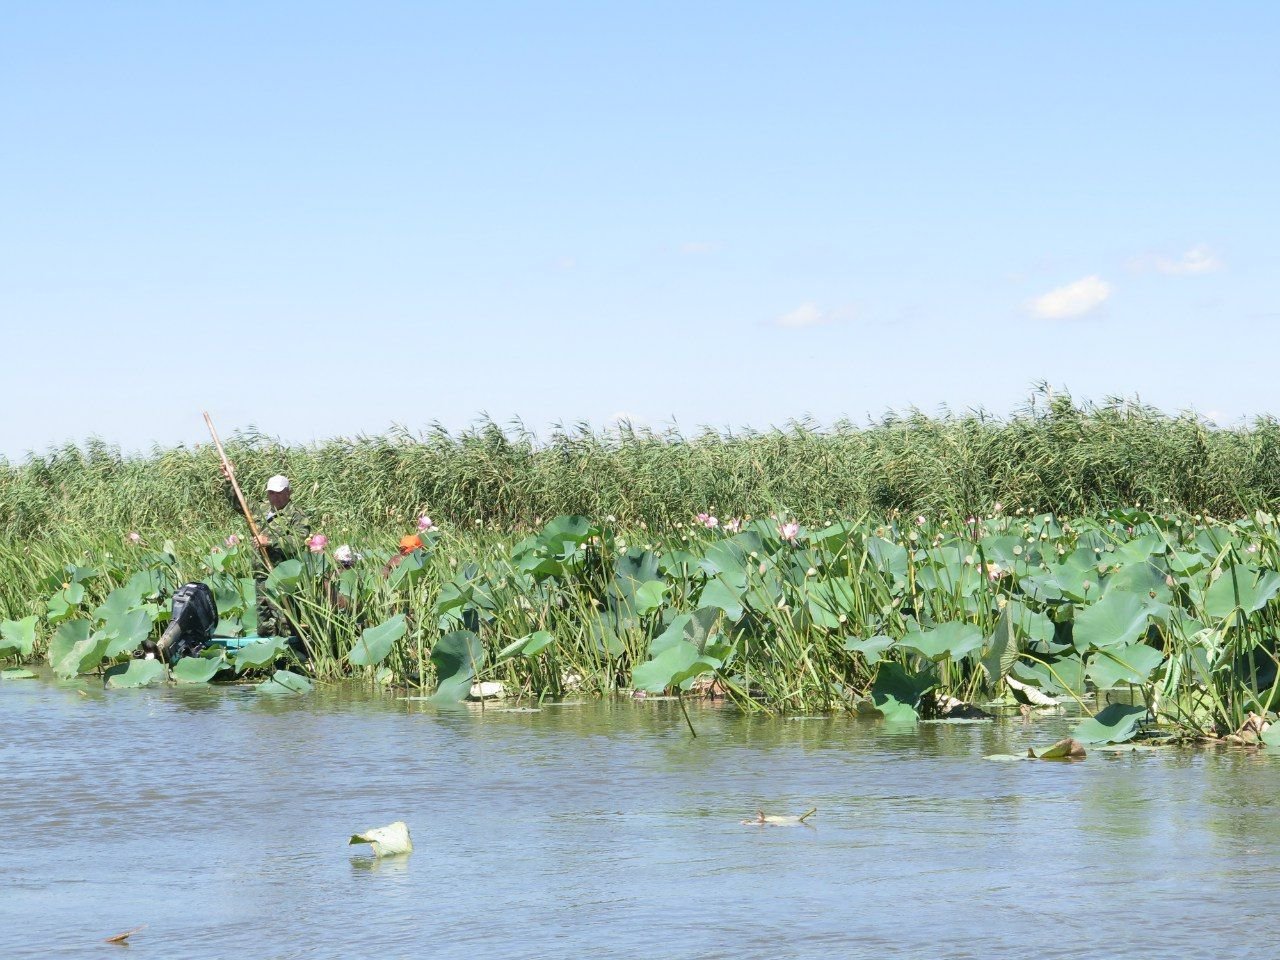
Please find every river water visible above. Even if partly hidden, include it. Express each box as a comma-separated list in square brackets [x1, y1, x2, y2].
[2, 674, 1279, 959]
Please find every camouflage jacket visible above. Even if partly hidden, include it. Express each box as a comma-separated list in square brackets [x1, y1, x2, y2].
[254, 500, 311, 569]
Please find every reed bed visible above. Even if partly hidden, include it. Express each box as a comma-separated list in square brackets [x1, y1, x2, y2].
[5, 391, 1280, 542]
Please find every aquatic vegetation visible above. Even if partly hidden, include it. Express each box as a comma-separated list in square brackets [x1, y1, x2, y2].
[4, 497, 1280, 746]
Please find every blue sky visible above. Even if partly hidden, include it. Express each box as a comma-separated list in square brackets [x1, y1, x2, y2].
[2, 2, 1276, 459]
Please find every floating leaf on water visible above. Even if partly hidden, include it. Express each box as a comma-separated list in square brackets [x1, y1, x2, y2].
[104, 924, 146, 944]
[258, 670, 313, 694]
[1, 668, 37, 680]
[172, 655, 225, 684]
[1072, 703, 1147, 744]
[1028, 738, 1087, 760]
[349, 821, 413, 856]
[104, 659, 168, 689]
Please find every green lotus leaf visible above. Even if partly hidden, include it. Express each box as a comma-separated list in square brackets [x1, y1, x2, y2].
[104, 659, 168, 688]
[843, 635, 896, 665]
[0, 616, 37, 659]
[899, 622, 985, 661]
[1071, 591, 1153, 651]
[1204, 566, 1280, 620]
[1072, 703, 1147, 744]
[348, 614, 407, 667]
[1086, 644, 1166, 689]
[233, 636, 290, 671]
[172, 654, 226, 683]
[632, 639, 701, 693]
[259, 669, 313, 694]
[430, 630, 483, 703]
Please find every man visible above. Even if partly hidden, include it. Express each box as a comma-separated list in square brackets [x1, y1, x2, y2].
[255, 474, 310, 567]
[251, 475, 310, 636]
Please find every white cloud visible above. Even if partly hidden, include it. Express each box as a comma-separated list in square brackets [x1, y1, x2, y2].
[1152, 244, 1222, 275]
[1029, 275, 1112, 320]
[678, 241, 720, 255]
[777, 302, 830, 328]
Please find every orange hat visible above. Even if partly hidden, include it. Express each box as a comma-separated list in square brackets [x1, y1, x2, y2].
[399, 534, 423, 554]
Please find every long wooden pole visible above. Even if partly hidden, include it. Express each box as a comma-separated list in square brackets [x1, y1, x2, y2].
[203, 411, 274, 571]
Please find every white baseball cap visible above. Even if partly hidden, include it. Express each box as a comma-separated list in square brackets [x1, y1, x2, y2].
[266, 475, 291, 493]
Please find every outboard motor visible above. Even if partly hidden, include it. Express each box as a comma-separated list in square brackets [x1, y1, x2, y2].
[152, 582, 218, 662]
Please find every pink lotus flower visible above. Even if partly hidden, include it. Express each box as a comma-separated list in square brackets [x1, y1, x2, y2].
[127, 531, 142, 544]
[225, 534, 240, 547]
[417, 514, 437, 533]
[985, 562, 1007, 581]
[306, 533, 328, 553]
[724, 518, 742, 533]
[916, 515, 926, 526]
[696, 513, 719, 529]
[779, 521, 800, 543]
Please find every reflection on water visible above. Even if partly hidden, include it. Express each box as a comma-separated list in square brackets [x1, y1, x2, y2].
[3, 672, 1279, 959]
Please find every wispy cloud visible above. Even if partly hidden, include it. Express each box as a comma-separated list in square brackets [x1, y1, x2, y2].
[1029, 275, 1112, 320]
[677, 241, 720, 255]
[776, 302, 830, 328]
[1129, 243, 1222, 276]
[1153, 244, 1221, 275]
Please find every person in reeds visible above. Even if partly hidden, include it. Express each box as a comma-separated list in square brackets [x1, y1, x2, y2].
[254, 475, 311, 566]
[382, 534, 423, 579]
[214, 470, 306, 636]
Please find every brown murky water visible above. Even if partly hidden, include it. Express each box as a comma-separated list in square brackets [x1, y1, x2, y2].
[3, 673, 1279, 959]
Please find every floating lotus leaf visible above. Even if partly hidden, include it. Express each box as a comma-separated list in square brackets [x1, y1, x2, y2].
[1028, 738, 1087, 760]
[1072, 703, 1147, 744]
[258, 669, 313, 694]
[104, 659, 167, 688]
[172, 654, 225, 684]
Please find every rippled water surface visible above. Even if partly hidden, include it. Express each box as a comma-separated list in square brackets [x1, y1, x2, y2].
[3, 673, 1280, 959]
